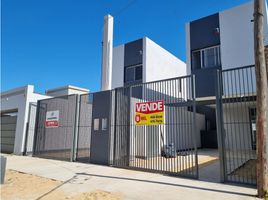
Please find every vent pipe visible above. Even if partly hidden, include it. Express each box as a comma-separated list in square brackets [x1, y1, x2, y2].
[101, 14, 113, 91]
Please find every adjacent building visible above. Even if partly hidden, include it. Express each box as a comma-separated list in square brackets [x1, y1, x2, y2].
[0, 85, 89, 155]
[185, 0, 268, 98]
[185, 0, 268, 183]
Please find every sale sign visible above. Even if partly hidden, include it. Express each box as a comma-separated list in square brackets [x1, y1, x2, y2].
[135, 100, 164, 125]
[45, 110, 59, 128]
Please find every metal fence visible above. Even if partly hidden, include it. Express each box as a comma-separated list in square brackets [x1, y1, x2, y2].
[33, 95, 78, 161]
[112, 75, 198, 178]
[219, 65, 257, 185]
[31, 66, 259, 185]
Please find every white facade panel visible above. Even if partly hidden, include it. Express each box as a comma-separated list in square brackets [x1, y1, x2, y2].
[111, 45, 124, 89]
[219, 2, 255, 69]
[144, 37, 186, 83]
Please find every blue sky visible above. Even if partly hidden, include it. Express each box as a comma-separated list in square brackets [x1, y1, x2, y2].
[2, 0, 250, 93]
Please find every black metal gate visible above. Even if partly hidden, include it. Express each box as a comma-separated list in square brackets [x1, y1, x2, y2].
[33, 94, 93, 162]
[33, 95, 78, 161]
[112, 75, 198, 178]
[217, 65, 257, 185]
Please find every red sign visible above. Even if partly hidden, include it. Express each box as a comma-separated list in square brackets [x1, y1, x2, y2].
[45, 121, 59, 128]
[45, 110, 59, 128]
[135, 100, 164, 125]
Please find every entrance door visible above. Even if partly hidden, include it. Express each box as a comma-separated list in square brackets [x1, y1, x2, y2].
[90, 90, 112, 165]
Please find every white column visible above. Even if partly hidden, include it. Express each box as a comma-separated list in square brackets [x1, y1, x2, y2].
[101, 14, 114, 91]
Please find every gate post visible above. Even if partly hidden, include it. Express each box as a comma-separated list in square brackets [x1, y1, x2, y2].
[71, 94, 80, 162]
[32, 100, 41, 156]
[191, 74, 199, 178]
[215, 70, 227, 182]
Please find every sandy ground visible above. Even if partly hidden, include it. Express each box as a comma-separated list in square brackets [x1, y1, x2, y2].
[1, 170, 123, 200]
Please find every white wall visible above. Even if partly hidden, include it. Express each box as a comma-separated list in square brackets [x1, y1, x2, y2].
[1, 85, 49, 154]
[111, 44, 124, 89]
[222, 101, 256, 173]
[46, 90, 69, 97]
[144, 37, 187, 83]
[223, 102, 255, 151]
[219, 1, 255, 69]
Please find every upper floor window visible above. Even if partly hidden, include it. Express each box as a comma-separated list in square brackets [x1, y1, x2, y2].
[192, 45, 221, 70]
[125, 65, 142, 83]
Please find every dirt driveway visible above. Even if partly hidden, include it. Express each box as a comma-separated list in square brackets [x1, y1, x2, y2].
[1, 170, 123, 200]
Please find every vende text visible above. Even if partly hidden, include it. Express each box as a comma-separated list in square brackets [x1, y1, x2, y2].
[136, 100, 164, 114]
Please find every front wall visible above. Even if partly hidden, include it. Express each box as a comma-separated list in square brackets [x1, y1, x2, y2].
[194, 68, 218, 98]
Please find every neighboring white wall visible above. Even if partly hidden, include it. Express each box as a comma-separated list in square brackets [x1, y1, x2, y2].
[219, 1, 255, 69]
[185, 23, 191, 76]
[144, 37, 187, 82]
[1, 85, 49, 154]
[111, 44, 124, 89]
[46, 90, 69, 97]
[46, 85, 89, 97]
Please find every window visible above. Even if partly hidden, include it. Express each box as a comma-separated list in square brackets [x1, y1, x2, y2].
[102, 118, 108, 130]
[192, 51, 201, 70]
[94, 118, 99, 131]
[125, 65, 142, 83]
[192, 45, 221, 69]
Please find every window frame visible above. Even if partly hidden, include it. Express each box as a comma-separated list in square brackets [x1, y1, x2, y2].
[191, 45, 221, 70]
[124, 64, 143, 84]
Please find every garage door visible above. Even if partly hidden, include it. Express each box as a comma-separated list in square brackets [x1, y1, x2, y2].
[1, 113, 17, 153]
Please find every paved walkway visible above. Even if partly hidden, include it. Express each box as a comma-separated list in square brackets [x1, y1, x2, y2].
[2, 154, 259, 200]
